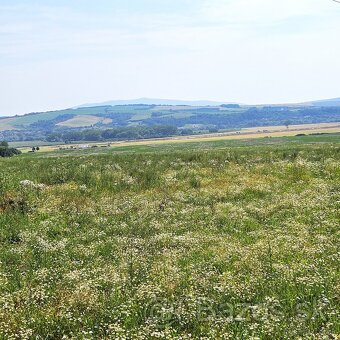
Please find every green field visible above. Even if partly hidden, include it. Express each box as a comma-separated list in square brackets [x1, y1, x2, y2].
[0, 107, 111, 129]
[15, 133, 340, 157]
[0, 136, 339, 338]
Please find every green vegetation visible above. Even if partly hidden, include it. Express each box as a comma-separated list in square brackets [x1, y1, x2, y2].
[0, 136, 339, 338]
[0, 141, 21, 157]
[46, 125, 179, 143]
[1, 104, 339, 142]
[16, 133, 340, 158]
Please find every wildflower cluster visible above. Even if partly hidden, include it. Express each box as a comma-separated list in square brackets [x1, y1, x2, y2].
[0, 143, 339, 338]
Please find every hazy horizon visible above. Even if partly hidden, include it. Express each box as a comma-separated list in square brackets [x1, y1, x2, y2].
[2, 95, 340, 118]
[1, 0, 340, 117]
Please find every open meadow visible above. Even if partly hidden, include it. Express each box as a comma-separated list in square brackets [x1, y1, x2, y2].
[0, 135, 339, 338]
[12, 121, 340, 154]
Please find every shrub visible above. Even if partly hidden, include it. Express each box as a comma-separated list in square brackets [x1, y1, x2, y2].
[0, 146, 21, 157]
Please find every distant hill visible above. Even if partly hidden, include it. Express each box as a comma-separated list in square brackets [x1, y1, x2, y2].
[76, 98, 227, 108]
[309, 98, 340, 107]
[77, 97, 340, 108]
[1, 98, 339, 142]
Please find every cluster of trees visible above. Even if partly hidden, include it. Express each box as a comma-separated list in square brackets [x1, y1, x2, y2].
[0, 130, 47, 142]
[0, 141, 21, 157]
[221, 104, 241, 108]
[46, 125, 179, 142]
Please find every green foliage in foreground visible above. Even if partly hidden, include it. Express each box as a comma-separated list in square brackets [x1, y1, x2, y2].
[0, 142, 339, 338]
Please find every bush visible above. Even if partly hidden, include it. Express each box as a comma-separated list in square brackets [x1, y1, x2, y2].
[0, 141, 9, 147]
[0, 142, 21, 157]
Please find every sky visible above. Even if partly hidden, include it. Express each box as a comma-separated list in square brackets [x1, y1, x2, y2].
[0, 0, 340, 116]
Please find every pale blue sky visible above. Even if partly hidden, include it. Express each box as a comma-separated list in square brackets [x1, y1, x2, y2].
[0, 0, 340, 116]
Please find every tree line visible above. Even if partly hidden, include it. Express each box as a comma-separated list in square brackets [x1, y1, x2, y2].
[46, 125, 179, 143]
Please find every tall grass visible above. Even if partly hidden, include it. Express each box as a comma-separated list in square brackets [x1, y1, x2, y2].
[0, 142, 339, 338]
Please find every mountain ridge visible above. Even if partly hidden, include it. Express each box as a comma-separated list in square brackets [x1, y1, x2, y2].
[1, 97, 340, 120]
[75, 96, 340, 109]
[308, 97, 340, 107]
[75, 97, 229, 108]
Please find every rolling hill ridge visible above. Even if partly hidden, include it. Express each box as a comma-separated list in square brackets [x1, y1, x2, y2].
[1, 98, 339, 142]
